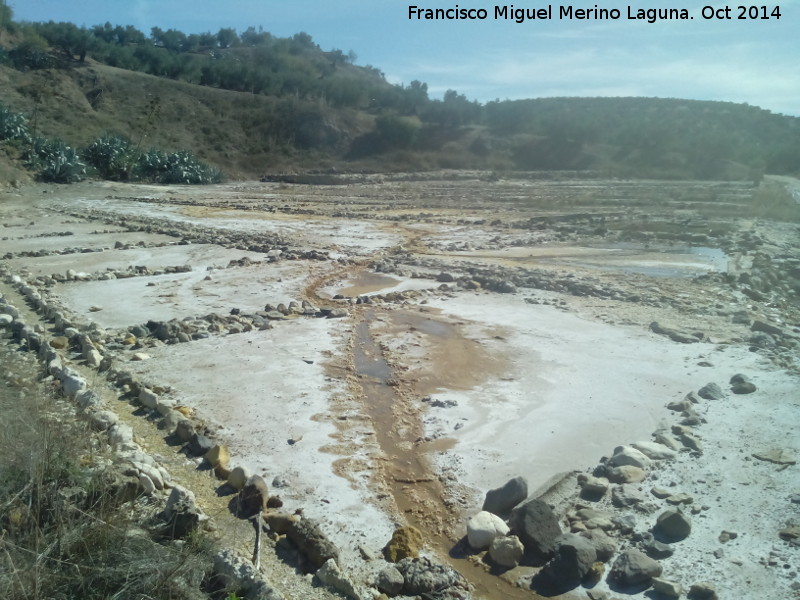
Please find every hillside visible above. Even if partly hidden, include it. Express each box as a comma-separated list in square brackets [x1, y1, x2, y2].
[0, 16, 799, 182]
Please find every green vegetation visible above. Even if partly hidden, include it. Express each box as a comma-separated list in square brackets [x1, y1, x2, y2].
[0, 9, 798, 179]
[0, 103, 222, 184]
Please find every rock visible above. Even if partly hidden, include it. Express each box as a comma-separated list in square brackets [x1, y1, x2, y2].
[0, 313, 13, 326]
[139, 387, 159, 409]
[666, 493, 694, 505]
[482, 475, 528, 515]
[84, 348, 103, 368]
[606, 465, 646, 484]
[286, 517, 340, 569]
[751, 319, 786, 338]
[580, 529, 617, 562]
[752, 449, 797, 465]
[651, 487, 672, 499]
[489, 535, 525, 568]
[652, 577, 684, 598]
[175, 419, 194, 443]
[327, 308, 349, 319]
[60, 369, 87, 399]
[204, 444, 230, 472]
[631, 441, 678, 460]
[130, 352, 151, 361]
[689, 582, 718, 599]
[187, 432, 214, 456]
[163, 485, 204, 538]
[718, 530, 738, 543]
[679, 432, 703, 453]
[88, 409, 118, 431]
[575, 508, 616, 532]
[395, 557, 468, 595]
[609, 446, 652, 469]
[376, 565, 404, 596]
[509, 498, 562, 559]
[612, 484, 646, 508]
[317, 558, 363, 600]
[239, 475, 269, 516]
[577, 474, 609, 499]
[213, 549, 283, 600]
[730, 373, 751, 384]
[639, 532, 674, 558]
[467, 511, 510, 550]
[227, 465, 252, 491]
[108, 423, 134, 446]
[653, 431, 682, 452]
[49, 336, 69, 349]
[655, 509, 692, 542]
[650, 321, 698, 344]
[731, 381, 757, 394]
[697, 383, 724, 400]
[609, 548, 663, 586]
[541, 533, 597, 589]
[384, 526, 423, 562]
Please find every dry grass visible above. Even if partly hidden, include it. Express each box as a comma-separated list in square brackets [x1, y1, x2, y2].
[0, 336, 215, 600]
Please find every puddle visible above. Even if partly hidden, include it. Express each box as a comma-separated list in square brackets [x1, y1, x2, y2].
[339, 272, 401, 297]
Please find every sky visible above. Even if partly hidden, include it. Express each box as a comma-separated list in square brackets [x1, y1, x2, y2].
[9, 0, 800, 116]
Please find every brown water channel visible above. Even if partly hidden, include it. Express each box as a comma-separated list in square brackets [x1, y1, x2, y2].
[352, 310, 547, 600]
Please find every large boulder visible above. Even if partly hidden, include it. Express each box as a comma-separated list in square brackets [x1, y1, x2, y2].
[482, 476, 528, 515]
[466, 511, 510, 550]
[509, 498, 562, 560]
[609, 548, 663, 587]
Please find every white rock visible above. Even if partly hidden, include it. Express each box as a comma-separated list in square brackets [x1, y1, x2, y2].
[139, 473, 157, 495]
[609, 445, 652, 469]
[0, 314, 13, 326]
[108, 423, 134, 446]
[467, 510, 510, 550]
[489, 535, 525, 568]
[60, 370, 87, 399]
[631, 441, 678, 460]
[139, 387, 159, 409]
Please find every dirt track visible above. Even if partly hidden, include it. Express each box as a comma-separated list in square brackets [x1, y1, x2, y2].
[1, 174, 798, 599]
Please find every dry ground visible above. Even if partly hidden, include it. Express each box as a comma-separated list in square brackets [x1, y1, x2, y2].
[1, 174, 798, 600]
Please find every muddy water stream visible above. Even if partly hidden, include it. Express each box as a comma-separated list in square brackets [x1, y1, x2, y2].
[353, 310, 546, 600]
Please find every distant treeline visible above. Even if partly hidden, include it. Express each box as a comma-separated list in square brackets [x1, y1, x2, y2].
[1, 6, 798, 177]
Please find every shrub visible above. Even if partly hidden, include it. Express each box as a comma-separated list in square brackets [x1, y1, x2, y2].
[135, 148, 223, 184]
[82, 133, 136, 180]
[24, 136, 87, 183]
[0, 104, 31, 144]
[9, 33, 52, 70]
